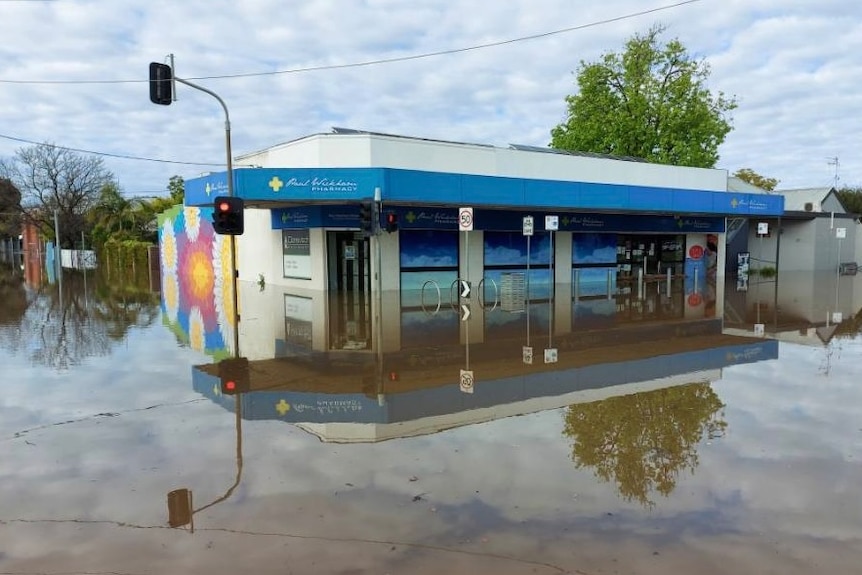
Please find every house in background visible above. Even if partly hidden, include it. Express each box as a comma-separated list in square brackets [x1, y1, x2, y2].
[731, 185, 858, 274]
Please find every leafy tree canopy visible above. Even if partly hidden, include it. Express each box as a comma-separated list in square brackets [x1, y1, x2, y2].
[733, 168, 779, 191]
[551, 25, 737, 168]
[0, 177, 22, 239]
[563, 382, 726, 507]
[836, 187, 862, 215]
[148, 175, 185, 215]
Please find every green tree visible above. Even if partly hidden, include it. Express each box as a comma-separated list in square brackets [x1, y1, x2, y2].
[88, 183, 135, 245]
[562, 382, 727, 507]
[0, 177, 22, 240]
[551, 25, 737, 168]
[1, 143, 115, 248]
[733, 168, 779, 191]
[147, 175, 185, 215]
[836, 187, 862, 215]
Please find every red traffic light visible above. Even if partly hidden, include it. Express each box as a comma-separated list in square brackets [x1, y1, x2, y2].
[219, 357, 250, 395]
[385, 210, 398, 233]
[212, 196, 245, 235]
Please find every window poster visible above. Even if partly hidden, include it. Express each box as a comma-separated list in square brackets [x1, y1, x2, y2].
[283, 229, 311, 279]
[399, 230, 459, 306]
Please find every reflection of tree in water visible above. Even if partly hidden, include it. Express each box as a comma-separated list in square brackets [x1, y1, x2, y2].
[562, 382, 727, 507]
[0, 268, 159, 370]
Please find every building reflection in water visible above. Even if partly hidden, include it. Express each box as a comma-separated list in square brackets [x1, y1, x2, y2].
[167, 267, 782, 507]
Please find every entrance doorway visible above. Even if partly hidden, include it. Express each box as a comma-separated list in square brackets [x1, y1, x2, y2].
[327, 231, 372, 350]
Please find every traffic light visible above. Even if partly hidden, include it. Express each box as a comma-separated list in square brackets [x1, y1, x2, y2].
[212, 196, 244, 235]
[167, 488, 192, 528]
[358, 200, 376, 237]
[149, 62, 173, 105]
[384, 211, 398, 233]
[219, 357, 250, 395]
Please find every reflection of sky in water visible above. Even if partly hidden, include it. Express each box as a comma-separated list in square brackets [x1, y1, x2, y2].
[3, 332, 861, 573]
[400, 310, 460, 347]
[4, 261, 862, 573]
[574, 267, 617, 297]
[400, 271, 459, 306]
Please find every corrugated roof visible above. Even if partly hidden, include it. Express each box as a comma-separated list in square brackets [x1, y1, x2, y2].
[507, 143, 649, 163]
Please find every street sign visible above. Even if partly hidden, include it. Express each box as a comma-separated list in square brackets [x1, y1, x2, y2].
[459, 279, 471, 299]
[754, 323, 765, 336]
[460, 369, 474, 394]
[544, 348, 558, 363]
[836, 227, 846, 239]
[545, 215, 559, 231]
[460, 304, 471, 322]
[832, 312, 843, 324]
[522, 346, 533, 365]
[459, 207, 474, 231]
[522, 216, 534, 236]
[757, 222, 769, 236]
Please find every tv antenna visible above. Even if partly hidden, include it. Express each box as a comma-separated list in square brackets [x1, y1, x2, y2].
[827, 157, 840, 189]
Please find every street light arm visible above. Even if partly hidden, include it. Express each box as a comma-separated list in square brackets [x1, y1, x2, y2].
[173, 76, 234, 198]
[171, 74, 240, 358]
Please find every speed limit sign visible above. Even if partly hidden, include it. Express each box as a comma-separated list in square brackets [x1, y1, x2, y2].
[459, 369, 474, 394]
[459, 207, 474, 231]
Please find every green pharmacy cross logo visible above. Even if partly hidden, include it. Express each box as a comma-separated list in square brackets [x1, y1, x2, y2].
[405, 211, 417, 224]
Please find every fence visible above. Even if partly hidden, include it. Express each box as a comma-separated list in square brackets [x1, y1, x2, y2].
[60, 249, 97, 270]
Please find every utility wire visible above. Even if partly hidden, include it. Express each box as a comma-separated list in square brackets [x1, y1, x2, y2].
[0, 132, 224, 167]
[0, 0, 702, 85]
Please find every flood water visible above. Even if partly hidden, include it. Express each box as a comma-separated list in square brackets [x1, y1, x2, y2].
[2, 253, 862, 575]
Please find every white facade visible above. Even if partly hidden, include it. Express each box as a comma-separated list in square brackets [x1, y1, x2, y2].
[238, 130, 728, 192]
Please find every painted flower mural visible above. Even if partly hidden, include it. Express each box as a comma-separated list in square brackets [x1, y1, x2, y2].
[158, 205, 234, 360]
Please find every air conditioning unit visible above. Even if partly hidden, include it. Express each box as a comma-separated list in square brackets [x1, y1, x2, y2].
[804, 202, 814, 211]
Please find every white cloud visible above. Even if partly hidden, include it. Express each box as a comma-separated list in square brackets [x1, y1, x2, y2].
[0, 0, 860, 196]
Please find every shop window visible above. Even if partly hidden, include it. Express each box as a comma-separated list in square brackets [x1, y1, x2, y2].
[484, 231, 552, 302]
[399, 230, 459, 309]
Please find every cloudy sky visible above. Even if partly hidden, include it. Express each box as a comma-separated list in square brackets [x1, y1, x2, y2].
[0, 0, 859, 197]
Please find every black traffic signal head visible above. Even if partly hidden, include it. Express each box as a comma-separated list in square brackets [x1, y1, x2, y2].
[149, 62, 173, 105]
[212, 196, 244, 235]
[219, 357, 250, 395]
[385, 211, 398, 233]
[358, 200, 376, 236]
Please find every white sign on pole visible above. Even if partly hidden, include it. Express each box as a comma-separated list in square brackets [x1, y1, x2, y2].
[522, 346, 533, 365]
[544, 348, 558, 363]
[545, 215, 559, 231]
[459, 207, 474, 231]
[832, 312, 843, 324]
[460, 303, 471, 322]
[522, 216, 534, 236]
[459, 369, 474, 394]
[754, 323, 765, 337]
[757, 222, 769, 236]
[836, 227, 846, 239]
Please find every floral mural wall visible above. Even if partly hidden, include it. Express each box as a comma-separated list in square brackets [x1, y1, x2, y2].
[158, 205, 235, 360]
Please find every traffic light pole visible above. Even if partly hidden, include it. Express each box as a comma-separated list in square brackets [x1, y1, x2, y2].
[172, 75, 241, 358]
